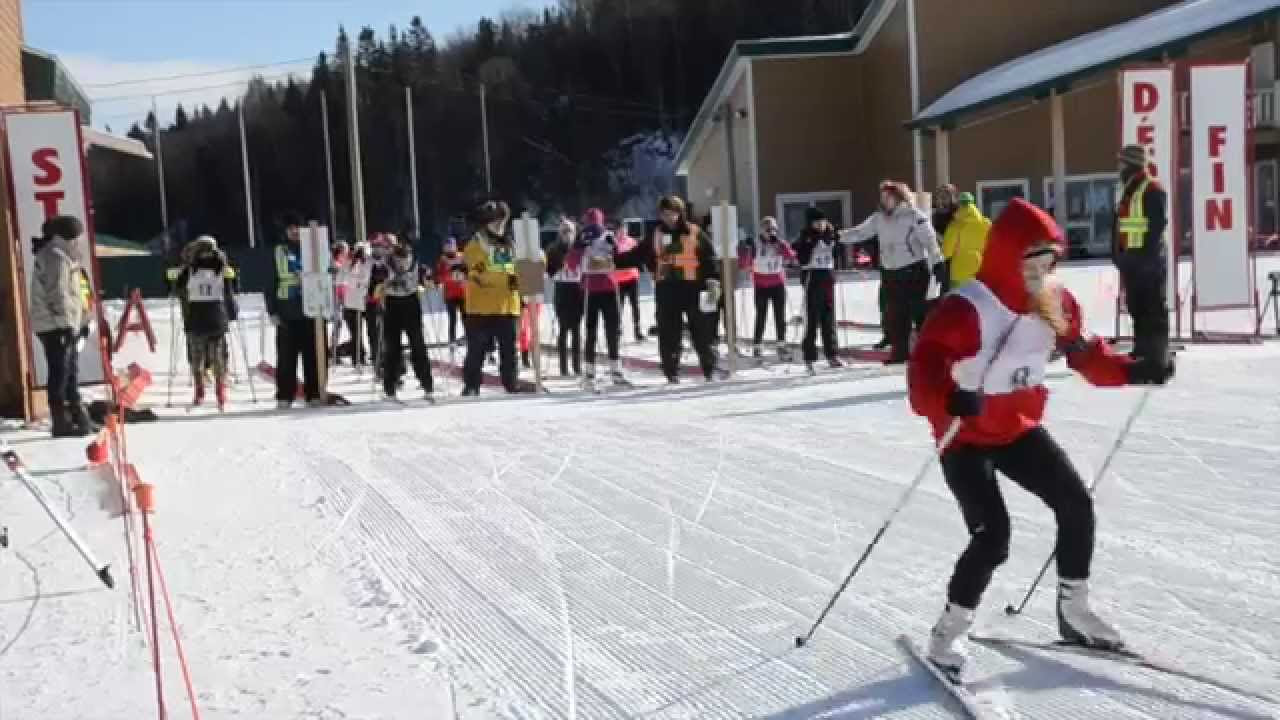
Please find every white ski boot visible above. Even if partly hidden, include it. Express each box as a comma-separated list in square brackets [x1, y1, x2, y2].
[927, 602, 975, 677]
[609, 359, 631, 388]
[1057, 579, 1125, 649]
[581, 364, 598, 393]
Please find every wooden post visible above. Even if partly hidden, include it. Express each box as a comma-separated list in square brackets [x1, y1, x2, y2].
[935, 128, 951, 187]
[717, 203, 738, 376]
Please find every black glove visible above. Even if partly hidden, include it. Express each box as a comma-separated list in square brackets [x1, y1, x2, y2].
[508, 274, 520, 291]
[1127, 354, 1175, 385]
[946, 389, 983, 418]
[932, 262, 949, 292]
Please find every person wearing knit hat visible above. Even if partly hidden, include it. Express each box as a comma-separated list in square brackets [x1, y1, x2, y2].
[907, 198, 1173, 680]
[30, 215, 96, 436]
[940, 191, 991, 291]
[545, 217, 584, 377]
[572, 208, 629, 390]
[791, 205, 844, 373]
[1114, 143, 1171, 372]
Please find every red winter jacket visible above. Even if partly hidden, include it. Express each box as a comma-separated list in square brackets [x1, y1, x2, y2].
[437, 253, 468, 302]
[908, 199, 1133, 447]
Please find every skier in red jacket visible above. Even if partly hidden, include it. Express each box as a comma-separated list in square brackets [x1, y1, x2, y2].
[907, 198, 1174, 676]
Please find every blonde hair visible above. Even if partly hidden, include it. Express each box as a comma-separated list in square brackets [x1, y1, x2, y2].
[1032, 276, 1069, 336]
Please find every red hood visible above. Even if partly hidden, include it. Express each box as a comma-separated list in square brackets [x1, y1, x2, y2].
[975, 198, 1063, 313]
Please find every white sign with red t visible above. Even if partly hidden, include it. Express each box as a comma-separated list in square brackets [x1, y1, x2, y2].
[1120, 67, 1177, 299]
[3, 109, 105, 387]
[1190, 63, 1251, 310]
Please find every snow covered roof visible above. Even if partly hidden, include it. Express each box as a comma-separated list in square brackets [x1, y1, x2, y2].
[911, 0, 1280, 129]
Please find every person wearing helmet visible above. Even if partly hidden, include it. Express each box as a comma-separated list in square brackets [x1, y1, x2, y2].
[739, 216, 796, 362]
[908, 198, 1174, 679]
[372, 241, 434, 401]
[461, 200, 521, 395]
[940, 192, 991, 291]
[545, 217, 583, 377]
[174, 235, 239, 410]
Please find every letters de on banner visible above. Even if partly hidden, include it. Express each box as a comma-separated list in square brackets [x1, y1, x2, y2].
[1190, 64, 1251, 310]
[1120, 67, 1177, 300]
[3, 109, 106, 387]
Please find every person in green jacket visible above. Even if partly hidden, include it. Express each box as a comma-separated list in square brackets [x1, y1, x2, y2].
[940, 192, 991, 291]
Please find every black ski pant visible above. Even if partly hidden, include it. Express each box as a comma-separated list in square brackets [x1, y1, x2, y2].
[365, 308, 384, 368]
[883, 262, 930, 361]
[463, 314, 518, 392]
[941, 427, 1095, 610]
[554, 282, 583, 375]
[617, 279, 642, 339]
[38, 329, 81, 412]
[445, 297, 465, 343]
[343, 309, 367, 365]
[275, 317, 320, 402]
[753, 284, 787, 346]
[584, 290, 621, 366]
[656, 282, 716, 380]
[1120, 265, 1170, 368]
[802, 273, 838, 364]
[382, 298, 433, 396]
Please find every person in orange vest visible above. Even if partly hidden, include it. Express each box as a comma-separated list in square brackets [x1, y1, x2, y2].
[618, 195, 721, 383]
[1114, 144, 1171, 372]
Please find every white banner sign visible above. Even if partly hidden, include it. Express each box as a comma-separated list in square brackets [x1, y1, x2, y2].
[1120, 67, 1177, 299]
[4, 110, 105, 387]
[1190, 64, 1251, 310]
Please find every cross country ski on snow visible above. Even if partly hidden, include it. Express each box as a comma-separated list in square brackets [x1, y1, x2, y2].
[968, 633, 1279, 706]
[897, 635, 1015, 719]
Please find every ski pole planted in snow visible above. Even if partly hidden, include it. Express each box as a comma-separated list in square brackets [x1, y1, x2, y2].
[1, 441, 114, 588]
[233, 318, 258, 403]
[1004, 386, 1154, 616]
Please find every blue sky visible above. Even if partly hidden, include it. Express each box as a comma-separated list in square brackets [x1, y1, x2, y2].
[23, 0, 553, 130]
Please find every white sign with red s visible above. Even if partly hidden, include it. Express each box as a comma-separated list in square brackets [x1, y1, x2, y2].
[1120, 67, 1177, 299]
[3, 109, 104, 386]
[1190, 63, 1251, 310]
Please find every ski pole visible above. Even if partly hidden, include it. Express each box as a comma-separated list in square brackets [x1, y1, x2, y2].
[1004, 386, 1153, 616]
[795, 416, 963, 648]
[165, 295, 177, 407]
[795, 317, 1022, 647]
[234, 318, 258, 403]
[1, 440, 114, 588]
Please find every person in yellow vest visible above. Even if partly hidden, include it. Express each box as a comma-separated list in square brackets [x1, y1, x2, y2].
[266, 213, 322, 408]
[461, 200, 521, 395]
[941, 192, 991, 291]
[1114, 144, 1172, 374]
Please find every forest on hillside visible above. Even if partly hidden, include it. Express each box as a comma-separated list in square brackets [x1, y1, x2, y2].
[94, 0, 871, 251]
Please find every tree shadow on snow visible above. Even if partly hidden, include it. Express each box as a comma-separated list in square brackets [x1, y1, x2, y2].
[979, 641, 1276, 720]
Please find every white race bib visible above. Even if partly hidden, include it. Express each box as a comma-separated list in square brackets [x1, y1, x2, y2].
[186, 269, 223, 303]
[754, 253, 784, 275]
[451, 270, 466, 283]
[809, 244, 834, 269]
[554, 264, 582, 283]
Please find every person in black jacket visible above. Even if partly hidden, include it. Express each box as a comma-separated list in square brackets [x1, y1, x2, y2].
[266, 213, 320, 408]
[617, 195, 721, 382]
[791, 208, 845, 373]
[374, 240, 434, 400]
[365, 234, 392, 378]
[1114, 144, 1171, 372]
[544, 218, 583, 376]
[175, 235, 238, 409]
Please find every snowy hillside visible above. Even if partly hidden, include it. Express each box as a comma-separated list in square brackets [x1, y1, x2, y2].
[1, 260, 1278, 719]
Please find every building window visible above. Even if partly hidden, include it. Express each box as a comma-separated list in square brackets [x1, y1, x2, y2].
[1255, 159, 1277, 238]
[1043, 173, 1120, 259]
[976, 179, 1029, 223]
[776, 191, 852, 241]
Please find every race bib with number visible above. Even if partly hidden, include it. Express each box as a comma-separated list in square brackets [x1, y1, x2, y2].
[754, 253, 784, 275]
[809, 244, 834, 269]
[186, 269, 223, 303]
[554, 264, 582, 283]
[452, 270, 466, 283]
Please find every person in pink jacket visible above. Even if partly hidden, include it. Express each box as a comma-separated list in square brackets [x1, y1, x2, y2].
[612, 229, 644, 342]
[739, 216, 797, 360]
[570, 208, 628, 389]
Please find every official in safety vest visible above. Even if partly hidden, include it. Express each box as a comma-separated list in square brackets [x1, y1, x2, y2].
[266, 213, 321, 408]
[1113, 143, 1171, 372]
[461, 199, 522, 395]
[616, 194, 720, 383]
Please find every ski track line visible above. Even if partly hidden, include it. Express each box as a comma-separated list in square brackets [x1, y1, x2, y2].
[373, 443, 804, 718]
[692, 429, 726, 525]
[303, 447, 633, 720]
[0, 551, 41, 660]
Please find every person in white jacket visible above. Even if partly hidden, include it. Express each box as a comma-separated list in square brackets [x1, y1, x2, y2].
[338, 242, 373, 368]
[30, 215, 95, 436]
[841, 181, 946, 364]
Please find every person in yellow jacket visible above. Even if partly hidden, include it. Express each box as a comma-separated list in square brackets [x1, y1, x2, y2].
[940, 192, 991, 291]
[461, 200, 521, 395]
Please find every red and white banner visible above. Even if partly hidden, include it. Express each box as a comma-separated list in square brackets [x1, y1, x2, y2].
[1120, 67, 1177, 299]
[3, 109, 105, 386]
[1190, 63, 1252, 310]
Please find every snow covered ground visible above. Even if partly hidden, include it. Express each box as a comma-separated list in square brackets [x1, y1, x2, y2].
[1, 258, 1278, 719]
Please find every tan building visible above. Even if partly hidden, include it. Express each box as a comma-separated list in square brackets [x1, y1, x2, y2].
[0, 0, 25, 418]
[676, 0, 1280, 258]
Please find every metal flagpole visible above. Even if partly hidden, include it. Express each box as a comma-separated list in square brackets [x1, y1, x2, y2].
[152, 97, 170, 252]
[238, 103, 256, 249]
[345, 41, 368, 246]
[480, 83, 492, 192]
[320, 89, 338, 232]
[405, 85, 422, 239]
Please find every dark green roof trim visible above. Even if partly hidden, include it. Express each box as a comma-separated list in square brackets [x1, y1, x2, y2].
[909, 5, 1280, 130]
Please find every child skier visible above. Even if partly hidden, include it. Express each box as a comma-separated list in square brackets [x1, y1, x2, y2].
[739, 216, 796, 362]
[573, 208, 628, 390]
[545, 218, 583, 376]
[365, 234, 392, 377]
[375, 241, 434, 401]
[338, 242, 372, 368]
[613, 227, 645, 343]
[436, 237, 468, 347]
[791, 208, 845, 375]
[907, 199, 1174, 676]
[174, 235, 239, 410]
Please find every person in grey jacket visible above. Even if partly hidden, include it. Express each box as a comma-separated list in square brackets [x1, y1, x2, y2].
[841, 181, 946, 364]
[30, 215, 95, 437]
